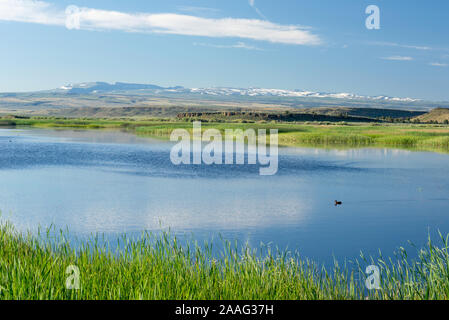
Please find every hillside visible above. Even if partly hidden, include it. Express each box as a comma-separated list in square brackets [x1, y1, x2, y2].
[176, 111, 380, 123]
[296, 107, 425, 119]
[414, 108, 449, 123]
[1, 82, 446, 116]
[0, 82, 446, 121]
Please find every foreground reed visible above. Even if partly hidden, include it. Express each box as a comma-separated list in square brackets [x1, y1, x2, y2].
[1, 222, 449, 300]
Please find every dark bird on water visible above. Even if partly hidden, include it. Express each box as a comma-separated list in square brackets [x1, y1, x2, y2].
[334, 200, 342, 206]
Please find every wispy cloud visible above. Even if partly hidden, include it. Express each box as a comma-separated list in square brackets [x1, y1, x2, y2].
[429, 62, 448, 67]
[194, 41, 265, 51]
[382, 56, 414, 61]
[0, 0, 64, 25]
[248, 0, 267, 20]
[176, 6, 220, 15]
[0, 0, 322, 46]
[369, 41, 432, 51]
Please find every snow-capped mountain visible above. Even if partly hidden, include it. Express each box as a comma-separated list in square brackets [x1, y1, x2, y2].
[58, 82, 167, 93]
[56, 82, 419, 102]
[187, 87, 419, 102]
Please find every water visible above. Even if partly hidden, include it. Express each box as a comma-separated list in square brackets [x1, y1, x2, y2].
[1, 127, 449, 265]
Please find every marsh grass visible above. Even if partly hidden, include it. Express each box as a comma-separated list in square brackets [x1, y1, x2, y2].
[3, 117, 449, 153]
[1, 222, 449, 300]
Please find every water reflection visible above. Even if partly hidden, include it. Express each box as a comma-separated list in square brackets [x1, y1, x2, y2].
[1, 128, 449, 265]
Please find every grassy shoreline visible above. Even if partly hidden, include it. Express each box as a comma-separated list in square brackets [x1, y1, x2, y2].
[2, 117, 449, 153]
[1, 223, 449, 300]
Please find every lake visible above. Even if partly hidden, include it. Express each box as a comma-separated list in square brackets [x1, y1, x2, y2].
[1, 127, 449, 266]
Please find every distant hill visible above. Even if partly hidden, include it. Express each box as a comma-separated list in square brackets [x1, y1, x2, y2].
[56, 82, 176, 94]
[297, 107, 425, 119]
[52, 82, 423, 103]
[1, 82, 449, 119]
[414, 108, 449, 123]
[176, 111, 381, 123]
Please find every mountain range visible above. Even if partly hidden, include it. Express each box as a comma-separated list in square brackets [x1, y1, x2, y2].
[56, 82, 421, 103]
[2, 81, 448, 118]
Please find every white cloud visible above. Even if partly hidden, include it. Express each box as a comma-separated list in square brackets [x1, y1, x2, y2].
[0, 0, 65, 25]
[0, 0, 321, 45]
[382, 56, 414, 61]
[233, 41, 263, 50]
[369, 41, 432, 51]
[429, 62, 448, 67]
[194, 41, 264, 51]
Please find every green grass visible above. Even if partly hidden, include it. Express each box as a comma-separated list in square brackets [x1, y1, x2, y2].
[3, 117, 449, 153]
[135, 122, 449, 153]
[276, 124, 449, 149]
[2, 222, 449, 300]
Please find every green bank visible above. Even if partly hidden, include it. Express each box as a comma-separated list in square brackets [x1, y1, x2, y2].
[2, 117, 449, 153]
[1, 223, 449, 300]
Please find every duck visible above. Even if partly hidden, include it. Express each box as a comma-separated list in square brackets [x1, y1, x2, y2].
[334, 200, 342, 206]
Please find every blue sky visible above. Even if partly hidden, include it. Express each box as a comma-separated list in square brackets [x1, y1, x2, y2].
[1, 0, 448, 100]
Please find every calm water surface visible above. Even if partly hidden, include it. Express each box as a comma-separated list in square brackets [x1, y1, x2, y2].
[1, 127, 449, 265]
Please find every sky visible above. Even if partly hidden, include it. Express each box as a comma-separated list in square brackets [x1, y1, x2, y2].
[0, 0, 448, 101]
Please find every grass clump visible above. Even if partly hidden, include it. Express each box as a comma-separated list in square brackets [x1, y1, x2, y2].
[2, 222, 449, 300]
